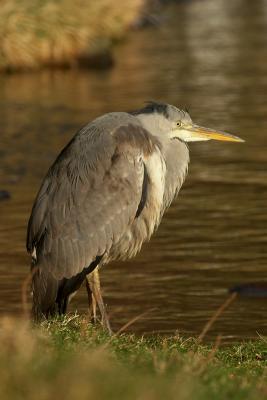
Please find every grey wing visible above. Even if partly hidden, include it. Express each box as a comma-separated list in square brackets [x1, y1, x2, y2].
[27, 122, 155, 280]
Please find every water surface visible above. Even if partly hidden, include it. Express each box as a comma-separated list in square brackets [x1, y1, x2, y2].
[0, 0, 267, 342]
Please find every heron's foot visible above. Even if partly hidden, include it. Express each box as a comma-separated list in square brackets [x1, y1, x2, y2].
[100, 309, 113, 335]
[89, 295, 113, 335]
[89, 294, 113, 335]
[86, 269, 113, 335]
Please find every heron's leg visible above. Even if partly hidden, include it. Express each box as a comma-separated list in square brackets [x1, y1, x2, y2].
[58, 296, 69, 315]
[86, 268, 112, 334]
[85, 278, 97, 323]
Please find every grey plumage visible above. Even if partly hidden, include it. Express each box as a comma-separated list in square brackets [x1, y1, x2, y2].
[27, 102, 242, 321]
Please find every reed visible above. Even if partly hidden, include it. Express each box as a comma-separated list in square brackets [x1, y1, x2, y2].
[0, 0, 144, 71]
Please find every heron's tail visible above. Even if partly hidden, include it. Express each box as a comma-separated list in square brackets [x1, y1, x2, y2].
[31, 264, 58, 321]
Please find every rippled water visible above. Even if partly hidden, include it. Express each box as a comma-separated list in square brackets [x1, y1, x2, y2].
[0, 0, 267, 342]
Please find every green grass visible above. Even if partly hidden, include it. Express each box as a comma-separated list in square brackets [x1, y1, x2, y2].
[0, 315, 266, 400]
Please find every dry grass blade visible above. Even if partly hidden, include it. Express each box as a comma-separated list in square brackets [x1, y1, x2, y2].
[197, 335, 222, 375]
[197, 292, 237, 343]
[205, 334, 222, 363]
[115, 308, 157, 336]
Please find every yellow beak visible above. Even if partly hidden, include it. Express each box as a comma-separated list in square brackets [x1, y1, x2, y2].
[188, 124, 244, 142]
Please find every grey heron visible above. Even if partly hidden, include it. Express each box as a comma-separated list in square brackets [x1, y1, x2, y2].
[27, 102, 243, 331]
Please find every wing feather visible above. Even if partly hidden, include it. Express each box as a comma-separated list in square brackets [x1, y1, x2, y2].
[27, 121, 158, 280]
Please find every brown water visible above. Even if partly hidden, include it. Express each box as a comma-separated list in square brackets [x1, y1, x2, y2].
[0, 0, 267, 342]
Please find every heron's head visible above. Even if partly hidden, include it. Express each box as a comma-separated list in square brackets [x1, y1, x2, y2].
[132, 101, 244, 143]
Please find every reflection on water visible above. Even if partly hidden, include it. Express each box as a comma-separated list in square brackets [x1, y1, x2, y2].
[0, 0, 267, 342]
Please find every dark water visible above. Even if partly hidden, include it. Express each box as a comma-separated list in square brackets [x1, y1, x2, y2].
[0, 0, 267, 342]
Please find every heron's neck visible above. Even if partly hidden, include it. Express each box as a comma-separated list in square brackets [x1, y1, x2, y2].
[135, 114, 162, 137]
[160, 137, 190, 209]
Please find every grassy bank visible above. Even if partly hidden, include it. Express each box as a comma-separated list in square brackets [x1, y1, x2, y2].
[0, 315, 266, 399]
[0, 0, 144, 71]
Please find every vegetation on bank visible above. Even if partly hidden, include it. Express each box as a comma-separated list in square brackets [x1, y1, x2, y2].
[0, 0, 144, 71]
[0, 315, 266, 400]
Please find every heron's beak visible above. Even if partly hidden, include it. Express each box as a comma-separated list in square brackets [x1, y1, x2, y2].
[186, 124, 244, 142]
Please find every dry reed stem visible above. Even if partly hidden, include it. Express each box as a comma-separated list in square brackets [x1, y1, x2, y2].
[97, 308, 156, 350]
[196, 335, 222, 375]
[115, 308, 157, 336]
[197, 292, 237, 343]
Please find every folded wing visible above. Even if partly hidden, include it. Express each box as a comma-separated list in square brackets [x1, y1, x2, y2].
[27, 121, 158, 280]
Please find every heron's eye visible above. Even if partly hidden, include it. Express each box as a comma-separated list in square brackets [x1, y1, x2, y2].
[176, 121, 181, 127]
